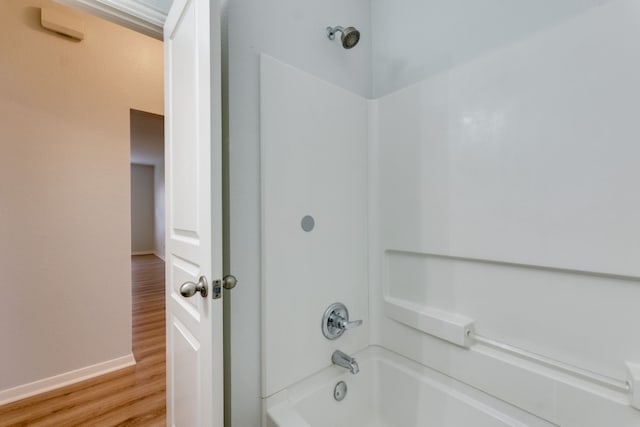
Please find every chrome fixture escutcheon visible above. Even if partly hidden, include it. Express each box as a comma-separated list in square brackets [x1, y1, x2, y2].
[180, 275, 208, 298]
[334, 381, 348, 401]
[322, 302, 363, 340]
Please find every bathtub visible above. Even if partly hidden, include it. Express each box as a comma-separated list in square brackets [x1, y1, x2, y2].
[265, 346, 554, 427]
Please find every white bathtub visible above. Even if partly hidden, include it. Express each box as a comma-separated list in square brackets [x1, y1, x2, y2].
[265, 346, 554, 427]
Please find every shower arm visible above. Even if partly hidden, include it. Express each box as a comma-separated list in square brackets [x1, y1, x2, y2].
[326, 26, 344, 40]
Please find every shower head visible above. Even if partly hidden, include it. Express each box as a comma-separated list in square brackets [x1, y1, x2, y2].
[326, 26, 360, 49]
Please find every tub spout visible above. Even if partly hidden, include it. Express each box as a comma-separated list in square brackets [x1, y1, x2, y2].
[332, 350, 359, 374]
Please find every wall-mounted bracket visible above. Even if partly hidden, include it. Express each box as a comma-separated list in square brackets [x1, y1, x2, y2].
[384, 297, 475, 347]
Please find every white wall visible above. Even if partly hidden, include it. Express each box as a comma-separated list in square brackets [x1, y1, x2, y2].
[227, 0, 371, 424]
[371, 0, 608, 97]
[370, 0, 640, 425]
[0, 0, 163, 396]
[153, 161, 165, 259]
[130, 164, 155, 253]
[130, 109, 165, 259]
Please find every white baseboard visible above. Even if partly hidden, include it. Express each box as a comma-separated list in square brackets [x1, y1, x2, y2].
[0, 353, 136, 405]
[131, 251, 154, 256]
[153, 251, 165, 261]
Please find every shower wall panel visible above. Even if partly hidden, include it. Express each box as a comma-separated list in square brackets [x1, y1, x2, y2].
[228, 0, 372, 422]
[370, 1, 640, 425]
[260, 55, 369, 397]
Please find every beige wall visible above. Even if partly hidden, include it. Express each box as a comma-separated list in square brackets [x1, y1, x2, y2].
[0, 0, 163, 393]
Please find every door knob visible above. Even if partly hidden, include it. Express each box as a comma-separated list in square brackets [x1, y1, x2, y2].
[211, 275, 238, 299]
[180, 275, 208, 298]
[222, 274, 237, 290]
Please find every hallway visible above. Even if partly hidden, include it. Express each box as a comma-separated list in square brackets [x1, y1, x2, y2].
[0, 255, 166, 426]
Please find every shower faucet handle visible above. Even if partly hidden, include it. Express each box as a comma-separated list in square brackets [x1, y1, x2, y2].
[331, 313, 362, 331]
[322, 302, 363, 340]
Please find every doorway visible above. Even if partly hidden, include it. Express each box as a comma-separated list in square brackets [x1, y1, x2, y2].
[130, 109, 165, 260]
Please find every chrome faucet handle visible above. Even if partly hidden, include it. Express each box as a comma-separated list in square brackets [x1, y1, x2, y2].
[322, 303, 363, 340]
[331, 313, 362, 330]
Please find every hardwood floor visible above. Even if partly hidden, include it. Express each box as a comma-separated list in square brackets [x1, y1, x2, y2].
[0, 255, 166, 426]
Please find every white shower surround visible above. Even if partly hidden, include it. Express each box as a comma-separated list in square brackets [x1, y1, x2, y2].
[259, 1, 640, 425]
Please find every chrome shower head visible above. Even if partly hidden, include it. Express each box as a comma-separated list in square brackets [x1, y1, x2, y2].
[326, 26, 360, 49]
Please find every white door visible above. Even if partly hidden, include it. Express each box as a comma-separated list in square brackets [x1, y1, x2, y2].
[164, 0, 223, 425]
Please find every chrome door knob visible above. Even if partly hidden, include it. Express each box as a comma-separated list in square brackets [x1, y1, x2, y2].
[222, 274, 237, 290]
[180, 275, 208, 298]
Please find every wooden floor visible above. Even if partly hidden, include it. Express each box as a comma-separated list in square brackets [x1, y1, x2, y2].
[0, 255, 166, 427]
